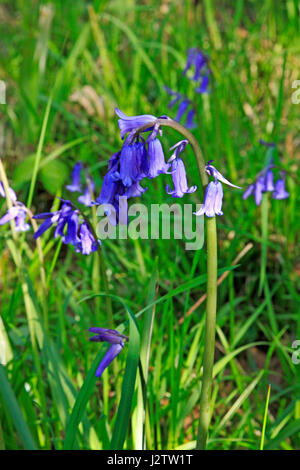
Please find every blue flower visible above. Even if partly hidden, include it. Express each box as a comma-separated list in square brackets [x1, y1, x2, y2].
[78, 178, 95, 207]
[147, 138, 170, 179]
[195, 181, 223, 217]
[0, 204, 30, 232]
[164, 87, 196, 130]
[76, 221, 100, 255]
[273, 174, 289, 200]
[166, 157, 197, 198]
[0, 182, 17, 203]
[89, 327, 128, 378]
[66, 162, 83, 193]
[183, 48, 210, 93]
[206, 161, 241, 189]
[115, 108, 157, 139]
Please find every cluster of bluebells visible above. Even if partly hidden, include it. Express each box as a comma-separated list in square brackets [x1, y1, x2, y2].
[87, 109, 197, 227]
[243, 164, 289, 206]
[33, 199, 100, 255]
[243, 141, 289, 206]
[165, 48, 210, 129]
[0, 182, 30, 232]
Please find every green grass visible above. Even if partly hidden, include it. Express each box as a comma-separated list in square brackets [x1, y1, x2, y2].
[0, 0, 300, 450]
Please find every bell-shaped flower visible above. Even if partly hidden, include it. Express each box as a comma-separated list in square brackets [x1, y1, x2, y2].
[272, 175, 289, 200]
[115, 108, 157, 139]
[66, 162, 83, 193]
[147, 138, 170, 179]
[166, 158, 197, 198]
[194, 181, 223, 217]
[89, 327, 128, 378]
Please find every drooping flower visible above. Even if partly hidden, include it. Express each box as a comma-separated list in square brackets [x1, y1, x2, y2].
[147, 138, 170, 178]
[115, 108, 157, 139]
[124, 182, 148, 199]
[164, 87, 196, 130]
[166, 158, 197, 198]
[194, 181, 223, 217]
[33, 200, 101, 254]
[272, 174, 289, 200]
[206, 161, 241, 189]
[66, 162, 83, 193]
[89, 327, 128, 378]
[195, 162, 240, 217]
[0, 182, 17, 203]
[0, 204, 30, 232]
[76, 221, 99, 255]
[78, 178, 95, 207]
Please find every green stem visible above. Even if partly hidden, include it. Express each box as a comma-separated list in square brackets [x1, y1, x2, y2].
[133, 118, 217, 449]
[196, 216, 217, 449]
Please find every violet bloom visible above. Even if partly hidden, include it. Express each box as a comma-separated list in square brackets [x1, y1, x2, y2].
[0, 182, 17, 203]
[183, 48, 210, 93]
[78, 178, 95, 207]
[96, 168, 125, 206]
[166, 158, 197, 198]
[206, 161, 241, 189]
[115, 108, 157, 139]
[195, 181, 223, 217]
[0, 204, 30, 232]
[273, 174, 289, 200]
[76, 221, 99, 255]
[147, 138, 170, 178]
[118, 142, 142, 187]
[164, 87, 196, 130]
[124, 182, 148, 199]
[89, 327, 128, 378]
[66, 162, 83, 192]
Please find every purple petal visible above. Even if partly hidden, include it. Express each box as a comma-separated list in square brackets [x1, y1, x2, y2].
[95, 343, 124, 378]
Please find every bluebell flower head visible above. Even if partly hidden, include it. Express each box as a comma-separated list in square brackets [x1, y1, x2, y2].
[194, 181, 223, 217]
[183, 48, 208, 81]
[164, 87, 196, 129]
[168, 139, 189, 163]
[66, 162, 83, 193]
[264, 168, 275, 192]
[0, 204, 30, 232]
[118, 142, 143, 187]
[147, 138, 170, 179]
[206, 161, 242, 189]
[76, 221, 100, 255]
[115, 108, 157, 139]
[273, 174, 289, 200]
[0, 182, 17, 203]
[124, 182, 148, 199]
[96, 169, 125, 206]
[89, 327, 128, 378]
[166, 157, 197, 198]
[78, 178, 95, 207]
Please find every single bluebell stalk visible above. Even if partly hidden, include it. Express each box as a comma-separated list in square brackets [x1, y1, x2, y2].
[273, 174, 289, 200]
[243, 162, 289, 206]
[194, 181, 223, 217]
[89, 327, 128, 378]
[66, 162, 83, 192]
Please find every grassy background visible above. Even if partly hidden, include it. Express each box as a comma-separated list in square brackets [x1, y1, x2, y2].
[0, 0, 300, 450]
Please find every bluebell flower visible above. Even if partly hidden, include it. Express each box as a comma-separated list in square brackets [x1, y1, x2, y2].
[0, 182, 17, 203]
[78, 178, 95, 207]
[115, 108, 157, 139]
[124, 182, 148, 199]
[195, 181, 223, 217]
[183, 48, 210, 93]
[76, 221, 99, 255]
[96, 168, 125, 206]
[147, 138, 170, 178]
[166, 158, 197, 198]
[118, 142, 142, 187]
[0, 204, 30, 232]
[89, 327, 128, 378]
[33, 201, 72, 240]
[164, 87, 196, 130]
[66, 162, 83, 192]
[273, 174, 289, 200]
[206, 161, 241, 189]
